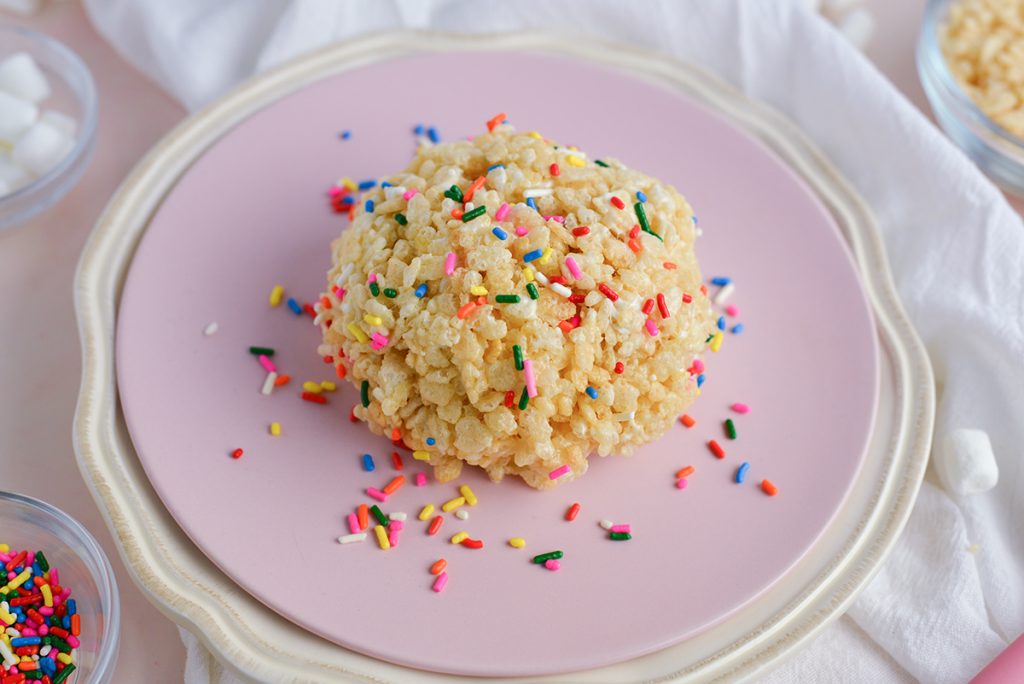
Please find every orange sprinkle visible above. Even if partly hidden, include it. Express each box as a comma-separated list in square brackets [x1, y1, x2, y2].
[320, 295, 331, 309]
[700, 284, 708, 296]
[391, 427, 402, 441]
[274, 374, 291, 386]
[457, 302, 478, 320]
[628, 238, 643, 253]
[486, 112, 506, 132]
[391, 451, 404, 470]
[451, 208, 464, 219]
[357, 504, 369, 531]
[676, 465, 695, 479]
[761, 479, 779, 496]
[430, 558, 448, 575]
[464, 176, 487, 203]
[383, 476, 406, 495]
[663, 262, 678, 270]
[335, 364, 347, 379]
[558, 320, 574, 334]
[680, 414, 696, 428]
[70, 613, 80, 636]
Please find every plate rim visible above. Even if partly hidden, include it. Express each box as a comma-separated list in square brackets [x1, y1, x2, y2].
[73, 30, 934, 683]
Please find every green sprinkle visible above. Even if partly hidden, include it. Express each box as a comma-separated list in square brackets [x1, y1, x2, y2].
[513, 344, 524, 371]
[634, 201, 650, 232]
[395, 213, 408, 225]
[26, 672, 44, 681]
[526, 282, 540, 300]
[35, 551, 48, 572]
[248, 346, 274, 356]
[706, 332, 716, 343]
[462, 205, 487, 222]
[594, 160, 610, 168]
[610, 532, 632, 541]
[532, 550, 563, 564]
[52, 665, 76, 684]
[495, 294, 520, 304]
[370, 504, 389, 527]
[383, 288, 398, 298]
[48, 635, 71, 653]
[445, 184, 464, 202]
[369, 281, 380, 297]
[361, 380, 370, 408]
[518, 386, 529, 410]
[725, 418, 737, 440]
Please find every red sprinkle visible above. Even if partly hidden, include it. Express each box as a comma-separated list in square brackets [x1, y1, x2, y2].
[566, 502, 581, 521]
[460, 538, 484, 549]
[391, 451, 404, 470]
[486, 112, 506, 132]
[629, 224, 641, 239]
[598, 283, 619, 301]
[428, 515, 443, 536]
[680, 414, 696, 428]
[303, 303, 316, 317]
[642, 298, 655, 315]
[708, 439, 725, 459]
[504, 390, 515, 408]
[558, 321, 574, 334]
[656, 293, 670, 319]
[550, 163, 560, 176]
[301, 391, 327, 404]
[569, 293, 586, 305]
[628, 238, 642, 253]
[610, 196, 625, 210]
[614, 361, 624, 374]
[664, 262, 678, 270]
[231, 448, 243, 459]
[682, 293, 693, 304]
[548, 275, 568, 286]
[572, 226, 590, 237]
[761, 480, 779, 496]
[349, 406, 360, 422]
[451, 208, 464, 219]
[322, 355, 333, 364]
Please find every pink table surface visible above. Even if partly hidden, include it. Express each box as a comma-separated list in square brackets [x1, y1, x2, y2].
[0, 1, 960, 682]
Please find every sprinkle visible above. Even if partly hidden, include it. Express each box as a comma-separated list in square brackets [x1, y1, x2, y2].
[495, 294, 520, 304]
[548, 464, 571, 480]
[526, 282, 540, 300]
[486, 112, 506, 131]
[346, 513, 360, 534]
[544, 559, 561, 571]
[565, 503, 581, 521]
[415, 472, 428, 487]
[415, 283, 428, 298]
[610, 524, 632, 534]
[510, 345, 525, 371]
[526, 197, 538, 211]
[539, 247, 553, 264]
[464, 176, 486, 202]
[338, 533, 366, 544]
[523, 248, 543, 263]
[714, 282, 735, 305]
[203, 322, 219, 336]
[459, 484, 478, 506]
[396, 212, 409, 225]
[697, 374, 706, 388]
[383, 288, 398, 298]
[610, 196, 625, 210]
[676, 465, 695, 479]
[495, 202, 511, 221]
[320, 381, 337, 392]
[370, 332, 389, 349]
[492, 226, 508, 240]
[430, 559, 447, 575]
[426, 437, 436, 446]
[523, 359, 537, 398]
[595, 159, 609, 167]
[656, 293, 670, 318]
[732, 324, 745, 334]
[572, 226, 590, 238]
[610, 532, 632, 541]
[457, 302, 478, 319]
[257, 355, 276, 375]
[389, 452, 403, 471]
[269, 422, 281, 436]
[487, 163, 506, 171]
[680, 414, 696, 428]
[613, 411, 635, 422]
[470, 285, 489, 297]
[269, 285, 284, 307]
[711, 277, 731, 287]
[566, 155, 585, 167]
[736, 462, 751, 484]
[599, 519, 614, 530]
[518, 386, 530, 410]
[593, 283, 619, 303]
[374, 525, 390, 550]
[413, 450, 430, 461]
[444, 184, 464, 203]
[585, 386, 598, 399]
[427, 126, 440, 143]
[523, 187, 553, 198]
[364, 200, 374, 213]
[460, 537, 484, 549]
[450, 531, 469, 544]
[432, 572, 449, 593]
[462, 205, 487, 222]
[761, 479, 779, 496]
[369, 281, 380, 297]
[642, 298, 655, 315]
[442, 497, 467, 513]
[361, 380, 370, 407]
[508, 538, 526, 548]
[564, 256, 583, 280]
[550, 163, 560, 176]
[710, 332, 724, 352]
[364, 314, 383, 327]
[357, 504, 369, 529]
[301, 391, 326, 404]
[725, 419, 737, 440]
[347, 322, 369, 343]
[717, 316, 726, 331]
[682, 293, 693, 304]
[645, 319, 659, 337]
[634, 202, 659, 240]
[708, 440, 726, 459]
[428, 515, 443, 535]
[370, 504, 389, 527]
[260, 372, 277, 396]
[731, 402, 751, 414]
[445, 252, 457, 275]
[637, 190, 648, 203]
[455, 509, 470, 521]
[726, 304, 740, 317]
[366, 487, 388, 502]
[676, 477, 689, 490]
[532, 551, 563, 564]
[231, 448, 243, 459]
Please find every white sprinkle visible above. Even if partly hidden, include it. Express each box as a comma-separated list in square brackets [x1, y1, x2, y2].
[203, 322, 219, 336]
[338, 533, 367, 544]
[389, 512, 407, 521]
[613, 411, 635, 422]
[523, 187, 553, 198]
[533, 270, 550, 286]
[312, 313, 325, 326]
[713, 282, 735, 306]
[455, 509, 469, 521]
[261, 371, 277, 396]
[549, 282, 572, 298]
[599, 519, 614, 530]
[464, 201, 474, 211]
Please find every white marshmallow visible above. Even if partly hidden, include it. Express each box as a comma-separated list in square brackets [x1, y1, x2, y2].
[12, 121, 72, 176]
[935, 428, 999, 496]
[839, 8, 876, 50]
[39, 109, 76, 139]
[0, 90, 38, 141]
[0, 0, 42, 15]
[0, 52, 51, 103]
[0, 153, 31, 191]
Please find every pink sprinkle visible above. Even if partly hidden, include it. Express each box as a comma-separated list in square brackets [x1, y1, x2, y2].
[610, 524, 631, 533]
[390, 520, 404, 531]
[725, 304, 739, 317]
[328, 186, 342, 198]
[347, 513, 360, 534]
[368, 273, 377, 283]
[692, 358, 705, 374]
[366, 487, 388, 502]
[731, 403, 751, 414]
[564, 256, 583, 280]
[445, 252, 457, 276]
[542, 215, 565, 223]
[257, 354, 276, 373]
[371, 332, 389, 350]
[432, 571, 449, 593]
[495, 202, 510, 221]
[37, 607, 53, 617]
[66, 635, 80, 649]
[514, 226, 529, 237]
[549, 464, 571, 480]
[676, 478, 689, 490]
[402, 188, 419, 201]
[523, 359, 537, 398]
[49, 568, 58, 586]
[388, 528, 400, 547]
[544, 559, 561, 571]
[415, 472, 427, 487]
[645, 319, 659, 337]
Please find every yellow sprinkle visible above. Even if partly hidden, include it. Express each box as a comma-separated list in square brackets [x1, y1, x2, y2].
[508, 538, 526, 549]
[413, 450, 431, 461]
[374, 525, 390, 550]
[302, 381, 322, 393]
[347, 322, 369, 343]
[539, 248, 552, 265]
[470, 285, 488, 296]
[710, 331, 724, 353]
[450, 532, 469, 544]
[5, 569, 29, 591]
[523, 267, 535, 283]
[0, 607, 15, 626]
[567, 155, 586, 167]
[364, 313, 383, 326]
[340, 177, 357, 192]
[269, 284, 284, 307]
[56, 652, 73, 665]
[418, 504, 435, 521]
[441, 496, 467, 512]
[320, 381, 336, 392]
[527, 131, 542, 139]
[269, 422, 281, 437]
[0, 544, 7, 553]
[459, 484, 478, 506]
[40, 584, 53, 608]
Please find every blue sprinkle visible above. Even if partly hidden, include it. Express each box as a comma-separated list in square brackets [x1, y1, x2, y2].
[358, 179, 377, 191]
[339, 130, 351, 140]
[693, 215, 699, 225]
[710, 276, 731, 286]
[696, 373, 706, 388]
[636, 191, 648, 203]
[61, 615, 70, 629]
[414, 283, 428, 298]
[361, 453, 375, 472]
[10, 637, 41, 647]
[735, 462, 750, 484]
[427, 126, 440, 143]
[365, 200, 374, 213]
[339, 196, 354, 206]
[487, 163, 506, 172]
[492, 227, 508, 240]
[526, 197, 538, 211]
[731, 324, 745, 334]
[413, 123, 425, 135]
[426, 437, 436, 446]
[67, 599, 77, 616]
[380, 181, 392, 188]
[717, 316, 726, 331]
[585, 386, 599, 399]
[523, 249, 543, 263]
[286, 297, 303, 315]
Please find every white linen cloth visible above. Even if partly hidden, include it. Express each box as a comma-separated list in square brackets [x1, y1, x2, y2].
[81, 1, 1024, 681]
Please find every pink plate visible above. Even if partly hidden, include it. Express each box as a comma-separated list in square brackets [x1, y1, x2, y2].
[117, 52, 878, 677]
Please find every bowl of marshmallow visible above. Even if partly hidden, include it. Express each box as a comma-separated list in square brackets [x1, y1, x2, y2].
[0, 25, 97, 230]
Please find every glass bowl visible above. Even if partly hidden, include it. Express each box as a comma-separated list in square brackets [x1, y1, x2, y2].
[0, 491, 119, 683]
[918, 0, 1024, 196]
[0, 25, 97, 230]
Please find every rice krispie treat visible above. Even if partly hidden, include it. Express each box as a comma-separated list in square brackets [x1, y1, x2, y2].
[318, 120, 713, 489]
